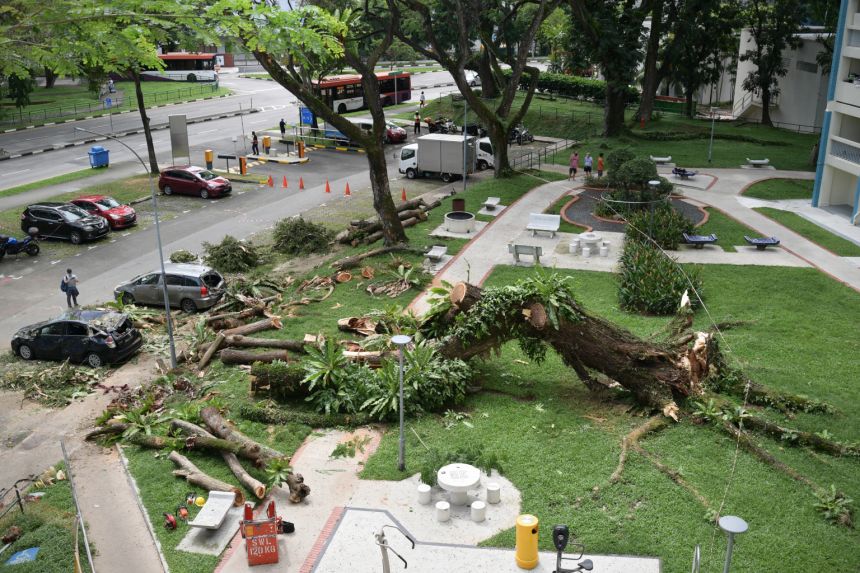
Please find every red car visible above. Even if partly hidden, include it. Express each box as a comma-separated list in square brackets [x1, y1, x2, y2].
[71, 195, 137, 230]
[158, 166, 232, 199]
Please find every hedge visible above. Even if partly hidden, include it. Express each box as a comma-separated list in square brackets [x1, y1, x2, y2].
[503, 69, 639, 104]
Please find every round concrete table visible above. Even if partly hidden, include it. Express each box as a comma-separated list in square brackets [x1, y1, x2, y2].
[579, 231, 602, 248]
[437, 463, 481, 506]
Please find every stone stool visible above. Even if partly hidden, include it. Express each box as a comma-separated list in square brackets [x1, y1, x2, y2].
[436, 501, 451, 522]
[486, 483, 501, 504]
[582, 246, 592, 258]
[569, 240, 580, 255]
[471, 501, 487, 522]
[599, 243, 609, 257]
[418, 483, 432, 505]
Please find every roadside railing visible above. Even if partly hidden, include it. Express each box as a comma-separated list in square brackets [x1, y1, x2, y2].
[510, 137, 575, 172]
[0, 475, 38, 521]
[0, 83, 220, 128]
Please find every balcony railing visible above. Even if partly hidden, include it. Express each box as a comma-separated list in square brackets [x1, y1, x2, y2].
[830, 136, 860, 166]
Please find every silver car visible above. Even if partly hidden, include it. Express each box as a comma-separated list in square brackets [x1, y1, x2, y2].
[114, 263, 225, 313]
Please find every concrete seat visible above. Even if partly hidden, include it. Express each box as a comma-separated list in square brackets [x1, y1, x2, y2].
[509, 244, 542, 265]
[526, 213, 560, 237]
[426, 245, 448, 262]
[650, 155, 672, 165]
[746, 158, 770, 167]
[482, 196, 501, 210]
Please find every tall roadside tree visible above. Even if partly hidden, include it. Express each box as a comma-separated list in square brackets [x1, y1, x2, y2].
[739, 0, 807, 126]
[635, 0, 666, 122]
[214, 1, 407, 245]
[569, 0, 649, 136]
[392, 0, 559, 176]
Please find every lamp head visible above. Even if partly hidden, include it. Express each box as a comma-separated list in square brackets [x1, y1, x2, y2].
[391, 334, 412, 346]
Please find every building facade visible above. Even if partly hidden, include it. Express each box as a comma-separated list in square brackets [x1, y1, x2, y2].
[813, 0, 860, 225]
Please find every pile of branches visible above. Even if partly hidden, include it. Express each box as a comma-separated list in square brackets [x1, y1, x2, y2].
[88, 405, 309, 504]
[0, 360, 104, 406]
[334, 197, 441, 247]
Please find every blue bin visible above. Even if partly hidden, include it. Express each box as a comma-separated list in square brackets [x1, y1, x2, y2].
[88, 146, 109, 168]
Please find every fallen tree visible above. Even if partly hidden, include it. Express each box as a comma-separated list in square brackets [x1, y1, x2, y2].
[219, 348, 292, 365]
[169, 450, 245, 506]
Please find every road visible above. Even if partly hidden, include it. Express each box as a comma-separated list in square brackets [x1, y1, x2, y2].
[0, 72, 464, 345]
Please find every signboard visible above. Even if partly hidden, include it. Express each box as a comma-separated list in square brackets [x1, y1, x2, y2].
[168, 114, 190, 165]
[243, 519, 279, 566]
[299, 106, 315, 126]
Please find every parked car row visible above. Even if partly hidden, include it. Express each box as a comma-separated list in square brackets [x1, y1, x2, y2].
[10, 263, 226, 366]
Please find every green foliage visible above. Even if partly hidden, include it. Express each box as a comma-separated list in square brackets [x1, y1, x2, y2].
[8, 74, 36, 109]
[169, 401, 202, 424]
[504, 69, 639, 103]
[202, 235, 261, 273]
[417, 443, 505, 487]
[264, 457, 293, 490]
[625, 204, 694, 250]
[814, 485, 854, 528]
[331, 434, 372, 459]
[239, 402, 370, 427]
[272, 217, 333, 256]
[302, 339, 349, 392]
[618, 240, 703, 315]
[605, 147, 636, 172]
[169, 249, 198, 263]
[251, 360, 308, 401]
[606, 157, 661, 191]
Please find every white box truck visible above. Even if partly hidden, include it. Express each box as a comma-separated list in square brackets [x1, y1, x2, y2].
[398, 134, 477, 182]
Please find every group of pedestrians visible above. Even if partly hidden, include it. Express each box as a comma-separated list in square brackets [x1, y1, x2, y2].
[569, 151, 604, 180]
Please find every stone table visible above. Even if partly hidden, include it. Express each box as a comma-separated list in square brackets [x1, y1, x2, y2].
[437, 463, 481, 506]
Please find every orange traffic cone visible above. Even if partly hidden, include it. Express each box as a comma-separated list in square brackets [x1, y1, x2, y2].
[325, 179, 331, 193]
[401, 188, 407, 201]
[282, 176, 288, 188]
[344, 182, 351, 196]
[299, 177, 305, 190]
[267, 175, 273, 187]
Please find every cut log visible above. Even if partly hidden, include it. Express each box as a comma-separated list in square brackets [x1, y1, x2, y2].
[125, 432, 263, 465]
[200, 406, 284, 461]
[357, 217, 420, 246]
[330, 245, 422, 271]
[219, 348, 291, 365]
[222, 316, 282, 337]
[171, 420, 267, 499]
[438, 282, 716, 417]
[206, 304, 266, 327]
[342, 350, 395, 367]
[168, 450, 245, 506]
[198, 332, 226, 371]
[283, 473, 311, 503]
[197, 335, 307, 355]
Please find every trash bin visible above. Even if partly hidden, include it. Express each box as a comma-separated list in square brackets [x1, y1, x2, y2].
[88, 146, 109, 168]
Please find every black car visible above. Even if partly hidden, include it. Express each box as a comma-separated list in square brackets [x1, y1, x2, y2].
[11, 310, 143, 368]
[21, 202, 110, 244]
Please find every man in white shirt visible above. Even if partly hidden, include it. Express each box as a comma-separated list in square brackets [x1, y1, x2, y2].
[62, 268, 79, 308]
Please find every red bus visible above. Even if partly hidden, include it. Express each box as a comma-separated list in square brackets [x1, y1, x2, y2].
[313, 71, 411, 113]
[142, 53, 219, 82]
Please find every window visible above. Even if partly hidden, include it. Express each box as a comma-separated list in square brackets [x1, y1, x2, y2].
[182, 277, 199, 287]
[67, 323, 89, 336]
[480, 142, 493, 154]
[75, 201, 96, 211]
[94, 197, 120, 209]
[165, 275, 185, 286]
[197, 170, 218, 181]
[136, 273, 159, 286]
[41, 323, 65, 336]
[57, 205, 90, 221]
[201, 272, 222, 288]
[401, 148, 415, 160]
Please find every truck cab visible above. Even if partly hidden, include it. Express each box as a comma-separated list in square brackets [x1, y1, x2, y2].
[477, 137, 494, 170]
[398, 144, 420, 178]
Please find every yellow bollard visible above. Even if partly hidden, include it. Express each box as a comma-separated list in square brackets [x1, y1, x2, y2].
[515, 514, 539, 569]
[297, 140, 305, 158]
[204, 149, 213, 170]
[262, 135, 271, 155]
[239, 156, 247, 176]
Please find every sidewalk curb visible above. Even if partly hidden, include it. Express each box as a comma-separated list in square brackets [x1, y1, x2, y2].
[1, 93, 232, 133]
[0, 108, 259, 162]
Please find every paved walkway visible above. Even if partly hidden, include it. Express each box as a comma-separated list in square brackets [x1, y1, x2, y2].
[411, 168, 860, 316]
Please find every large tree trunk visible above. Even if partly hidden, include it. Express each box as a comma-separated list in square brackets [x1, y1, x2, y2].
[478, 44, 499, 99]
[636, 0, 665, 122]
[603, 82, 628, 137]
[488, 121, 511, 176]
[364, 146, 408, 245]
[168, 451, 245, 505]
[685, 88, 695, 118]
[44, 67, 57, 89]
[132, 70, 159, 174]
[219, 348, 292, 365]
[200, 406, 284, 461]
[438, 283, 714, 419]
[222, 316, 282, 337]
[760, 87, 773, 126]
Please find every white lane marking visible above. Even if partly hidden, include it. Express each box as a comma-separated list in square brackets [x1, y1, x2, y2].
[197, 129, 217, 135]
[110, 239, 117, 243]
[88, 245, 98, 250]
[122, 232, 131, 237]
[182, 210, 191, 214]
[6, 168, 31, 176]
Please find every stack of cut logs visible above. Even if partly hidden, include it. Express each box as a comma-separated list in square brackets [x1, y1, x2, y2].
[334, 197, 441, 246]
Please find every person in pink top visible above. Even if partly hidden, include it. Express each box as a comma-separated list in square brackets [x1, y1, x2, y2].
[569, 151, 579, 180]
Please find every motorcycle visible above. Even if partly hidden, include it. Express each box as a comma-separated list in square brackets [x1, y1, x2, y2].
[509, 123, 534, 145]
[425, 116, 457, 134]
[0, 231, 40, 260]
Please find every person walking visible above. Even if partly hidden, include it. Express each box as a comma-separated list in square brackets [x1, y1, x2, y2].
[414, 111, 421, 135]
[597, 152, 605, 178]
[419, 91, 426, 108]
[569, 151, 579, 180]
[62, 269, 79, 308]
[251, 131, 259, 155]
[107, 78, 115, 93]
[279, 118, 286, 140]
[583, 153, 593, 177]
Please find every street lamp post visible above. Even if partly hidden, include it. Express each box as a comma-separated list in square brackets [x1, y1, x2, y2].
[391, 334, 412, 472]
[708, 107, 717, 164]
[648, 179, 661, 238]
[718, 515, 748, 573]
[74, 127, 177, 368]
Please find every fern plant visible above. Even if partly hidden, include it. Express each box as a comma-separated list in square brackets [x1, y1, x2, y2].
[301, 339, 348, 391]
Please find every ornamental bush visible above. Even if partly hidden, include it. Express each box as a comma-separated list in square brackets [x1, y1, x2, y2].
[618, 240, 702, 315]
[250, 360, 308, 401]
[272, 217, 333, 256]
[503, 70, 639, 103]
[202, 235, 261, 273]
[624, 204, 693, 250]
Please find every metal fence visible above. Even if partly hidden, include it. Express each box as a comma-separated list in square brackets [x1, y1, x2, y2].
[0, 475, 38, 521]
[0, 83, 220, 128]
[510, 138, 575, 172]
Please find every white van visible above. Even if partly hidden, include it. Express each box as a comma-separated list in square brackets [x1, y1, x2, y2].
[477, 137, 494, 170]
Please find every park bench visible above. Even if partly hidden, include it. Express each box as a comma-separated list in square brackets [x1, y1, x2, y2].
[672, 167, 698, 180]
[746, 158, 770, 167]
[188, 491, 236, 530]
[526, 213, 561, 237]
[683, 233, 718, 249]
[482, 196, 501, 211]
[425, 245, 448, 262]
[650, 155, 673, 165]
[509, 243, 543, 265]
[744, 235, 780, 250]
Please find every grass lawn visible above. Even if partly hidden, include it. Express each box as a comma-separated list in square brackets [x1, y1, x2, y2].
[695, 207, 759, 253]
[0, 464, 93, 573]
[417, 94, 818, 171]
[0, 168, 104, 197]
[743, 178, 814, 200]
[754, 207, 860, 257]
[545, 193, 589, 233]
[361, 265, 860, 573]
[1, 82, 229, 127]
